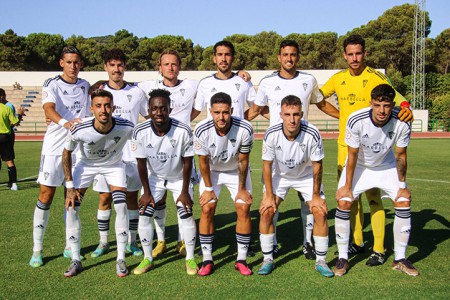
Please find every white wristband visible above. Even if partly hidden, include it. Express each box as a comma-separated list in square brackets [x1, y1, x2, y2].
[399, 182, 407, 189]
[204, 186, 213, 192]
[66, 181, 74, 189]
[58, 119, 68, 127]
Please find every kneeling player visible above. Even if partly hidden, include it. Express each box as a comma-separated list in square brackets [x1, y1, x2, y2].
[63, 90, 134, 277]
[258, 95, 333, 277]
[334, 84, 418, 276]
[131, 89, 197, 275]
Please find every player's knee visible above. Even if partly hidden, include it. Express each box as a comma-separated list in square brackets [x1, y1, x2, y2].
[201, 204, 216, 219]
[235, 203, 250, 219]
[260, 207, 275, 224]
[39, 186, 56, 203]
[337, 200, 352, 211]
[311, 206, 327, 221]
[98, 193, 112, 209]
[393, 200, 410, 208]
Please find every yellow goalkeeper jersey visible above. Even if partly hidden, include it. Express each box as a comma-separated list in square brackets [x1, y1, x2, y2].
[320, 66, 405, 145]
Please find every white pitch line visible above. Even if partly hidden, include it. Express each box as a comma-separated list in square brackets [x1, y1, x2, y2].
[0, 175, 38, 187]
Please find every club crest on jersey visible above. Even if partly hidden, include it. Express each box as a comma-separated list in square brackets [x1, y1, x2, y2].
[44, 172, 49, 180]
[363, 80, 368, 88]
[93, 178, 98, 186]
[230, 138, 236, 147]
[180, 89, 185, 96]
[170, 139, 176, 148]
[300, 144, 306, 152]
[114, 136, 121, 144]
[81, 86, 86, 94]
[302, 83, 308, 91]
[127, 94, 132, 102]
[235, 83, 240, 91]
[388, 131, 395, 139]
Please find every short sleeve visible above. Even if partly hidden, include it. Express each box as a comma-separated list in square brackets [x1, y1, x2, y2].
[65, 130, 78, 152]
[254, 82, 268, 107]
[193, 131, 209, 156]
[310, 135, 325, 162]
[42, 81, 57, 106]
[262, 136, 275, 161]
[239, 126, 254, 154]
[309, 78, 324, 104]
[396, 122, 411, 148]
[181, 132, 194, 158]
[130, 130, 146, 158]
[345, 120, 361, 149]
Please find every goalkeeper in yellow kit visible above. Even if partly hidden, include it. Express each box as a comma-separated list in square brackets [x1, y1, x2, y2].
[320, 34, 413, 266]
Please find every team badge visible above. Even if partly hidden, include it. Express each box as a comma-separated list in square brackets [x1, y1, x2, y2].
[81, 86, 86, 94]
[302, 83, 308, 91]
[235, 83, 240, 91]
[114, 136, 121, 144]
[230, 138, 236, 147]
[44, 172, 49, 180]
[170, 139, 176, 148]
[93, 178, 98, 186]
[388, 131, 394, 139]
[180, 89, 185, 96]
[127, 95, 132, 102]
[300, 144, 306, 152]
[363, 80, 368, 88]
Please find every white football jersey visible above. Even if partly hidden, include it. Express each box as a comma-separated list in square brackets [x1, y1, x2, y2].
[131, 118, 194, 180]
[194, 73, 256, 119]
[345, 107, 411, 168]
[65, 116, 134, 167]
[194, 116, 253, 172]
[254, 71, 323, 126]
[41, 75, 90, 155]
[138, 79, 198, 126]
[103, 82, 148, 161]
[262, 121, 324, 179]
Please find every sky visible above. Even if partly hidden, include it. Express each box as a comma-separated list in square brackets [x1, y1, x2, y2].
[1, 0, 448, 47]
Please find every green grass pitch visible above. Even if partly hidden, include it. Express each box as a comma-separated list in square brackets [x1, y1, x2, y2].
[0, 139, 449, 299]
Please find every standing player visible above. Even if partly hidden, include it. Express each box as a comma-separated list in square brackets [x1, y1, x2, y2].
[191, 40, 257, 121]
[29, 46, 90, 268]
[247, 40, 339, 259]
[334, 84, 418, 276]
[137, 50, 198, 258]
[320, 34, 413, 266]
[62, 89, 134, 277]
[89, 49, 148, 258]
[0, 88, 25, 190]
[131, 89, 197, 275]
[258, 95, 333, 277]
[194, 92, 254, 276]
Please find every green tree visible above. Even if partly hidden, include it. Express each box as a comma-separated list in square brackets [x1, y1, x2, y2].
[25, 33, 65, 70]
[0, 29, 29, 70]
[434, 28, 450, 74]
[65, 35, 105, 71]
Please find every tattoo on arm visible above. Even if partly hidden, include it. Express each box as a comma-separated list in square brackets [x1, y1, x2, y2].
[396, 156, 406, 181]
[62, 149, 72, 181]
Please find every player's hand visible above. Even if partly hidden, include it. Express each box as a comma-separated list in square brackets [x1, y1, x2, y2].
[395, 187, 411, 202]
[64, 118, 83, 129]
[235, 188, 253, 205]
[199, 190, 217, 207]
[177, 191, 194, 212]
[65, 188, 78, 210]
[259, 192, 277, 215]
[398, 103, 414, 123]
[237, 70, 252, 82]
[309, 194, 328, 216]
[336, 186, 353, 202]
[139, 193, 155, 213]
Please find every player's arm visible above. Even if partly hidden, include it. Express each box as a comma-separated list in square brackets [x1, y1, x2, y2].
[88, 80, 107, 94]
[236, 70, 252, 82]
[136, 157, 155, 210]
[309, 160, 327, 216]
[178, 156, 194, 211]
[394, 146, 411, 202]
[336, 146, 358, 201]
[62, 147, 78, 210]
[315, 100, 339, 119]
[246, 103, 265, 121]
[235, 152, 252, 205]
[190, 108, 201, 121]
[198, 155, 218, 206]
[259, 159, 277, 214]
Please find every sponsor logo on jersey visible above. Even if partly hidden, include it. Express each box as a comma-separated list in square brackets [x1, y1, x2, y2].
[114, 136, 121, 144]
[276, 145, 282, 151]
[118, 231, 127, 237]
[157, 152, 168, 162]
[302, 83, 308, 91]
[362, 133, 370, 139]
[69, 235, 78, 242]
[230, 138, 236, 147]
[170, 139, 176, 148]
[88, 141, 96, 145]
[275, 86, 281, 91]
[146, 143, 153, 148]
[63, 90, 69, 95]
[284, 159, 296, 169]
[127, 94, 132, 102]
[209, 143, 216, 149]
[180, 88, 185, 96]
[211, 88, 217, 93]
[235, 83, 240, 91]
[401, 226, 411, 234]
[341, 81, 346, 85]
[35, 224, 45, 229]
[370, 142, 388, 153]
